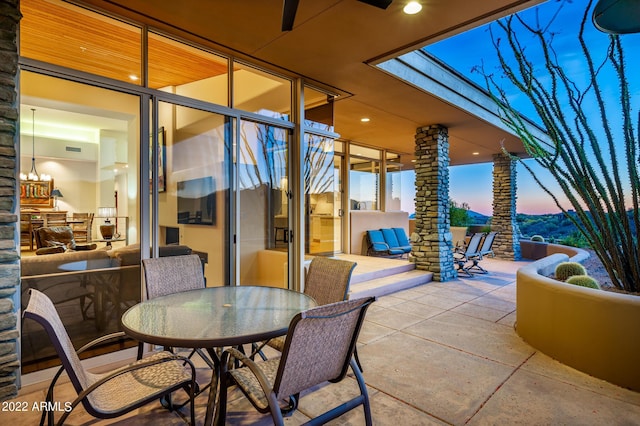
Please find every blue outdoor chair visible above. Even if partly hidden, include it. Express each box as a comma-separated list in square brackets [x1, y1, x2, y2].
[366, 230, 404, 257]
[392, 227, 412, 253]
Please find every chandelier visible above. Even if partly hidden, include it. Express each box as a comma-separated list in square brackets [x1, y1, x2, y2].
[20, 108, 51, 181]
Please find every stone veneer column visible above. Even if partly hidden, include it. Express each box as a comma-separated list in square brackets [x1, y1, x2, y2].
[0, 0, 21, 401]
[492, 153, 521, 260]
[412, 125, 456, 281]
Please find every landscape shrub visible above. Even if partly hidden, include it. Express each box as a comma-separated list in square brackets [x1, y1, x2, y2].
[566, 275, 600, 290]
[555, 262, 587, 281]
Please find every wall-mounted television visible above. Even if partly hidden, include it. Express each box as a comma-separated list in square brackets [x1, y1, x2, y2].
[177, 176, 216, 225]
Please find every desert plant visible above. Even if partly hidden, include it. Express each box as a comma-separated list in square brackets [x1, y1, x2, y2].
[530, 235, 545, 242]
[478, 0, 640, 293]
[555, 261, 587, 281]
[566, 275, 601, 290]
[450, 199, 471, 227]
[559, 231, 591, 248]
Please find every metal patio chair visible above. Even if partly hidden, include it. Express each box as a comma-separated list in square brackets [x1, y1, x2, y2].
[215, 297, 375, 426]
[453, 232, 485, 276]
[22, 289, 196, 426]
[141, 254, 214, 370]
[260, 256, 361, 367]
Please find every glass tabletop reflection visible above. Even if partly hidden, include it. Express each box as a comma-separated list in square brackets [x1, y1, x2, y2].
[121, 286, 317, 348]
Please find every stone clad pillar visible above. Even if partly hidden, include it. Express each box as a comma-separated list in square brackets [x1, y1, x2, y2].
[492, 153, 521, 260]
[412, 125, 456, 281]
[0, 0, 21, 401]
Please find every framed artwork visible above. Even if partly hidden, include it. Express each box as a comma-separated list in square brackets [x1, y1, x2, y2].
[20, 180, 54, 208]
[150, 127, 166, 192]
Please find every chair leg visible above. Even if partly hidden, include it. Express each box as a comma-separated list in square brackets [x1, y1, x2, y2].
[136, 342, 144, 360]
[354, 347, 364, 372]
[466, 259, 488, 274]
[352, 358, 373, 426]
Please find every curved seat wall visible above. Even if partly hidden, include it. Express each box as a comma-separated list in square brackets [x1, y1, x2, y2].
[516, 247, 640, 391]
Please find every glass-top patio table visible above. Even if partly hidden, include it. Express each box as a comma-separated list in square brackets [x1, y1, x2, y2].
[120, 285, 317, 425]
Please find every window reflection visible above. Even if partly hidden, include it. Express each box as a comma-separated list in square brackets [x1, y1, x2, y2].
[233, 62, 292, 120]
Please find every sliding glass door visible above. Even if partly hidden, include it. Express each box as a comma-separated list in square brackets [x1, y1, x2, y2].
[237, 120, 290, 287]
[156, 101, 232, 287]
[19, 71, 141, 373]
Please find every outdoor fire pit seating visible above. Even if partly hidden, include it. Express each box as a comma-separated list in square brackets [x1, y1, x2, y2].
[365, 228, 411, 258]
[215, 297, 376, 426]
[22, 289, 197, 425]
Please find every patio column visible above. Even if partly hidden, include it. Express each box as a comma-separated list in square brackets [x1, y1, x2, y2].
[412, 125, 456, 281]
[492, 152, 521, 260]
[0, 0, 21, 401]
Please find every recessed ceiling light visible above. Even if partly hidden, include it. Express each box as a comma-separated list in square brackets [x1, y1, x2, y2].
[360, 117, 370, 122]
[129, 74, 139, 81]
[472, 152, 480, 156]
[403, 1, 422, 15]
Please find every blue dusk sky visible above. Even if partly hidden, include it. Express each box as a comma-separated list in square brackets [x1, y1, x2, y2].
[424, 0, 640, 216]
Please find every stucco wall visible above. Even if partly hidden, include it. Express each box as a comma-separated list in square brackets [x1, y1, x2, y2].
[516, 251, 640, 391]
[349, 211, 408, 255]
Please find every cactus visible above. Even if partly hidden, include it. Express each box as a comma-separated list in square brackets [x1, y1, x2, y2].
[566, 275, 600, 290]
[555, 262, 587, 281]
[530, 235, 545, 242]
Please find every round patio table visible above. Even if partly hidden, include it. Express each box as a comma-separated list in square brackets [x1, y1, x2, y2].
[120, 286, 317, 425]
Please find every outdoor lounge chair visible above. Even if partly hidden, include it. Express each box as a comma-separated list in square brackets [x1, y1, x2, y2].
[479, 231, 498, 258]
[454, 231, 498, 275]
[392, 227, 412, 252]
[22, 289, 197, 425]
[381, 228, 411, 256]
[365, 229, 405, 257]
[215, 297, 375, 426]
[453, 232, 484, 277]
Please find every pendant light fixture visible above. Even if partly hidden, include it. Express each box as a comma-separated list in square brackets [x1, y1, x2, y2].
[20, 108, 51, 181]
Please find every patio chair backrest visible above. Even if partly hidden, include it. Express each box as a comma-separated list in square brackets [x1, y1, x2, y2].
[381, 228, 400, 248]
[480, 231, 497, 255]
[392, 227, 410, 246]
[464, 232, 485, 256]
[142, 254, 204, 299]
[274, 297, 375, 399]
[366, 230, 388, 252]
[23, 289, 90, 394]
[304, 256, 356, 306]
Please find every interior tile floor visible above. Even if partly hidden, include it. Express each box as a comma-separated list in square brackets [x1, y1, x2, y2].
[7, 257, 640, 425]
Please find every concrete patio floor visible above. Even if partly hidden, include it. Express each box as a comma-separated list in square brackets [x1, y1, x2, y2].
[6, 257, 640, 425]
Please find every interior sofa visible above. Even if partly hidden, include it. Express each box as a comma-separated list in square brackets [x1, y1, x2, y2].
[20, 243, 198, 367]
[21, 244, 196, 330]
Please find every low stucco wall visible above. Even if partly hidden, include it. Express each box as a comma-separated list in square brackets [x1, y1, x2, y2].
[519, 240, 591, 261]
[517, 250, 640, 391]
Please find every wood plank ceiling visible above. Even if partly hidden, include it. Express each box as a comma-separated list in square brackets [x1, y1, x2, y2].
[21, 0, 227, 89]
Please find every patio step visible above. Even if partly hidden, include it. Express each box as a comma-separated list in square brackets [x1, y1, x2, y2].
[349, 269, 433, 299]
[347, 258, 416, 284]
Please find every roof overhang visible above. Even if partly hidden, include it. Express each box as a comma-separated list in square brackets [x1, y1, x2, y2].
[72, 0, 546, 166]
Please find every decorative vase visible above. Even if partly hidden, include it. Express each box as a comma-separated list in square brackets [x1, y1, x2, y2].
[100, 220, 115, 239]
